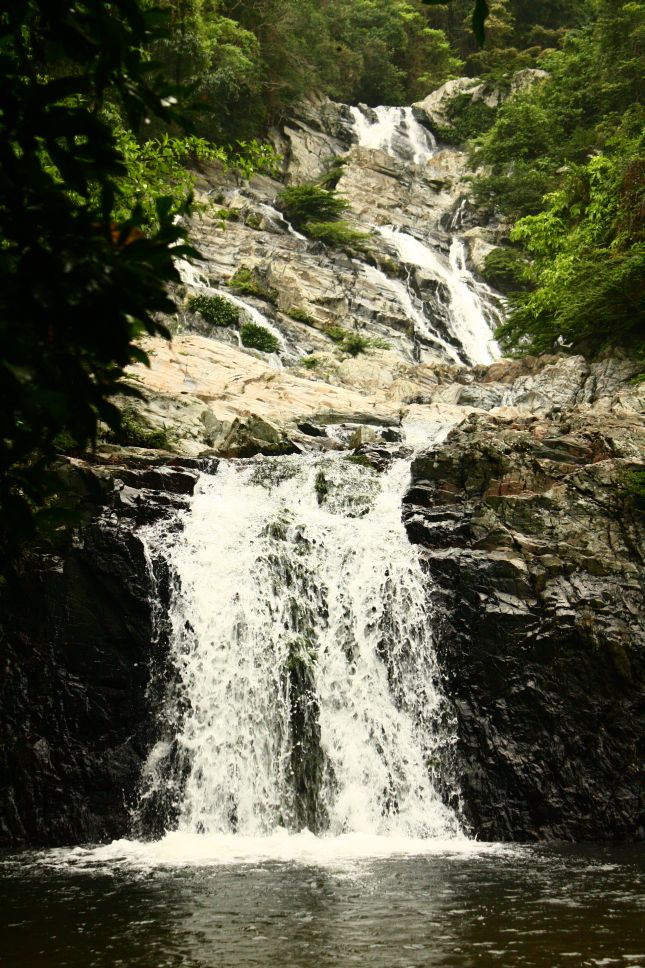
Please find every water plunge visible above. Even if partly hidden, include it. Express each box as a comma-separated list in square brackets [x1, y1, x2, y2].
[137, 453, 464, 848]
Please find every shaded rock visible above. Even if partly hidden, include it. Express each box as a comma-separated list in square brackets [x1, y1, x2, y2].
[404, 408, 645, 842]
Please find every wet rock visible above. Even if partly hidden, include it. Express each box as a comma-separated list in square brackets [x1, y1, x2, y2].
[0, 460, 193, 846]
[404, 404, 645, 842]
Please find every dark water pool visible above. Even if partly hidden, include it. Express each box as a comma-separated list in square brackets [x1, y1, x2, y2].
[1, 844, 644, 967]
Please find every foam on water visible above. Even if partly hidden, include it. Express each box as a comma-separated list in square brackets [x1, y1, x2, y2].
[42, 830, 512, 872]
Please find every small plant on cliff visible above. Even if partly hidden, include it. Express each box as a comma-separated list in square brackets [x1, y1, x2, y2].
[277, 184, 350, 226]
[188, 294, 240, 328]
[287, 307, 317, 325]
[240, 322, 280, 353]
[300, 355, 320, 370]
[303, 220, 372, 253]
[324, 325, 390, 356]
[229, 266, 277, 303]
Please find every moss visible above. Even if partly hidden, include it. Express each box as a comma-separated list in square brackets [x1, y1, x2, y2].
[344, 453, 374, 469]
[106, 411, 171, 450]
[300, 355, 320, 370]
[623, 468, 645, 512]
[187, 293, 240, 328]
[314, 469, 329, 505]
[240, 321, 280, 353]
[229, 266, 278, 304]
[244, 211, 263, 230]
[287, 307, 316, 325]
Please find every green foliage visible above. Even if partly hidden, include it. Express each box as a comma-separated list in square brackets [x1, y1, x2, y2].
[481, 247, 531, 292]
[0, 0, 199, 562]
[300, 356, 321, 370]
[496, 148, 645, 355]
[435, 92, 498, 145]
[471, 163, 555, 217]
[188, 294, 240, 327]
[277, 185, 350, 226]
[314, 470, 329, 505]
[287, 308, 317, 325]
[318, 157, 347, 190]
[324, 325, 391, 355]
[465, 1, 645, 357]
[229, 267, 277, 303]
[624, 469, 645, 512]
[303, 222, 372, 253]
[240, 322, 280, 353]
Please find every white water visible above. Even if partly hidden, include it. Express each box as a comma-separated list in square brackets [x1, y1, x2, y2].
[362, 263, 462, 363]
[257, 202, 308, 241]
[379, 227, 499, 365]
[350, 105, 436, 165]
[88, 450, 469, 867]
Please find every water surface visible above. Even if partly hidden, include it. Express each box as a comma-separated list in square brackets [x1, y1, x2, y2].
[1, 843, 643, 967]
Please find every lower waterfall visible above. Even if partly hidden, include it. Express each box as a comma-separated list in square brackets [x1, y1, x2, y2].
[133, 452, 465, 854]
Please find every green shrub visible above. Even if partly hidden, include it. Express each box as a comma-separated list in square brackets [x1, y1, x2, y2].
[229, 266, 278, 303]
[481, 248, 531, 293]
[300, 356, 320, 370]
[471, 163, 555, 218]
[245, 212, 263, 230]
[287, 307, 316, 325]
[323, 325, 390, 355]
[213, 207, 239, 222]
[304, 220, 372, 252]
[277, 184, 350, 226]
[188, 293, 240, 328]
[240, 321, 280, 353]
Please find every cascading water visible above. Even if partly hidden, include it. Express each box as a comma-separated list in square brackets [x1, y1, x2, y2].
[350, 105, 436, 165]
[136, 452, 464, 851]
[379, 226, 499, 365]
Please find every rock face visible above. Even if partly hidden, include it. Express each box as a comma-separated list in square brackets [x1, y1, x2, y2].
[0, 461, 199, 846]
[404, 357, 645, 841]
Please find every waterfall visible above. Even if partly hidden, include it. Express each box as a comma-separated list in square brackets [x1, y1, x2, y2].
[350, 105, 436, 165]
[137, 453, 464, 844]
[379, 227, 499, 365]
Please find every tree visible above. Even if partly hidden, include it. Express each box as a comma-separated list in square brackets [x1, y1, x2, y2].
[0, 0, 198, 564]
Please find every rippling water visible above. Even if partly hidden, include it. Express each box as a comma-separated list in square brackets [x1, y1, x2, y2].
[1, 844, 643, 967]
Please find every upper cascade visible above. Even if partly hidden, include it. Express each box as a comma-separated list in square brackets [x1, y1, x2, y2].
[124, 87, 507, 460]
[349, 104, 437, 165]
